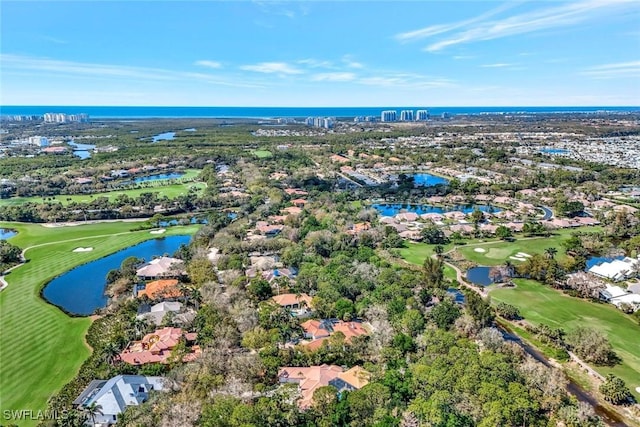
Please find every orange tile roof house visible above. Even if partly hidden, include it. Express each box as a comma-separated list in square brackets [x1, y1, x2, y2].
[136, 279, 182, 300]
[278, 365, 370, 408]
[136, 257, 186, 280]
[300, 319, 370, 350]
[271, 293, 313, 316]
[119, 327, 200, 365]
[284, 188, 308, 196]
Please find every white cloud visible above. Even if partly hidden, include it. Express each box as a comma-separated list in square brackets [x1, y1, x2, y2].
[581, 60, 640, 78]
[342, 55, 364, 69]
[395, 2, 517, 42]
[311, 72, 356, 82]
[297, 58, 334, 69]
[0, 54, 261, 88]
[240, 61, 303, 74]
[194, 60, 222, 69]
[396, 0, 636, 52]
[480, 63, 516, 68]
[358, 73, 455, 89]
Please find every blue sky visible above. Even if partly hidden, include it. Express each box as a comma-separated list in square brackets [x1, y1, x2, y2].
[1, 1, 639, 106]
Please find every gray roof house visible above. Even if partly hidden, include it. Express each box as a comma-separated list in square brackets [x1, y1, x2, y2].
[73, 375, 165, 426]
[136, 301, 195, 326]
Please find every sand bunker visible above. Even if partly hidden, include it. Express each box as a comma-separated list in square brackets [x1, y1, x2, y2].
[474, 248, 487, 253]
[516, 252, 532, 258]
[150, 229, 166, 234]
[72, 247, 93, 252]
[509, 256, 526, 261]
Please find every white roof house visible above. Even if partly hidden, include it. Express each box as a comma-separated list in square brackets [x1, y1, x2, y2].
[600, 285, 628, 301]
[610, 293, 640, 311]
[73, 375, 165, 426]
[589, 257, 639, 282]
[136, 257, 185, 279]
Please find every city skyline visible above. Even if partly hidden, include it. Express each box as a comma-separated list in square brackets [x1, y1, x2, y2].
[1, 1, 639, 106]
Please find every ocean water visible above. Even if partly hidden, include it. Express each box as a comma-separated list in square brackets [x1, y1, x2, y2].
[2, 106, 638, 119]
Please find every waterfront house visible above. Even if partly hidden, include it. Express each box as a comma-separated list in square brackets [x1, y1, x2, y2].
[136, 279, 182, 300]
[136, 257, 185, 280]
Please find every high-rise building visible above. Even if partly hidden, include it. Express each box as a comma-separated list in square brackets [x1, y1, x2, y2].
[27, 136, 49, 147]
[416, 110, 430, 121]
[400, 110, 414, 121]
[44, 113, 89, 123]
[306, 117, 334, 129]
[381, 110, 397, 122]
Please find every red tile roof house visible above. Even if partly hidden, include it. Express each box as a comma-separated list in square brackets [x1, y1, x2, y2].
[119, 327, 201, 365]
[346, 222, 371, 235]
[300, 320, 370, 351]
[291, 198, 308, 207]
[271, 293, 313, 317]
[284, 188, 309, 196]
[136, 257, 186, 280]
[278, 365, 370, 409]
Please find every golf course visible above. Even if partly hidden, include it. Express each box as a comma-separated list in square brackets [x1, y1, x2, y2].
[400, 231, 640, 401]
[0, 169, 205, 207]
[0, 221, 199, 425]
[492, 279, 640, 400]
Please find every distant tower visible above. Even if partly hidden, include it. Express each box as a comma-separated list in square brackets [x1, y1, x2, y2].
[416, 110, 429, 121]
[400, 110, 415, 121]
[381, 110, 397, 122]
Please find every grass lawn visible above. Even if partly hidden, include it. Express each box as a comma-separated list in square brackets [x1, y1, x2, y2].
[399, 242, 457, 280]
[252, 150, 273, 158]
[0, 221, 199, 426]
[0, 182, 205, 207]
[457, 226, 603, 266]
[491, 279, 640, 400]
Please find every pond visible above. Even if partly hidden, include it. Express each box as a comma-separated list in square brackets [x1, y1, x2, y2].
[466, 266, 494, 286]
[0, 228, 17, 240]
[447, 288, 465, 304]
[372, 203, 501, 217]
[184, 128, 197, 132]
[411, 173, 450, 186]
[151, 132, 176, 142]
[42, 235, 191, 316]
[540, 148, 570, 154]
[68, 141, 96, 159]
[133, 172, 184, 184]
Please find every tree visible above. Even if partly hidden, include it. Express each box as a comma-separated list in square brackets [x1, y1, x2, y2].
[187, 256, 216, 287]
[495, 225, 512, 240]
[247, 278, 273, 302]
[544, 247, 558, 260]
[420, 225, 449, 244]
[422, 257, 445, 289]
[496, 302, 520, 320]
[434, 244, 445, 258]
[470, 209, 484, 225]
[84, 402, 103, 426]
[566, 326, 616, 365]
[599, 374, 632, 405]
[464, 291, 494, 327]
[430, 299, 460, 329]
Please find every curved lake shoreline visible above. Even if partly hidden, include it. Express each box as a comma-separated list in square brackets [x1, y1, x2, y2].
[42, 235, 191, 316]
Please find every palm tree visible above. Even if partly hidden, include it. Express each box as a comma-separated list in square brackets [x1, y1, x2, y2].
[503, 260, 515, 278]
[84, 402, 103, 426]
[434, 245, 444, 258]
[544, 247, 558, 260]
[102, 341, 121, 366]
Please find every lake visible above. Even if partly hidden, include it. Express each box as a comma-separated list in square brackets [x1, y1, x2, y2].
[68, 141, 96, 159]
[0, 228, 17, 240]
[133, 172, 184, 184]
[466, 266, 494, 286]
[540, 148, 570, 154]
[152, 132, 176, 142]
[447, 288, 466, 304]
[42, 235, 191, 316]
[372, 203, 501, 216]
[411, 173, 450, 186]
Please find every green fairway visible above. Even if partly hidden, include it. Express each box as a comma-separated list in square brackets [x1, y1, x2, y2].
[252, 150, 273, 158]
[457, 227, 602, 266]
[399, 242, 457, 281]
[491, 279, 640, 400]
[0, 170, 204, 207]
[0, 221, 199, 426]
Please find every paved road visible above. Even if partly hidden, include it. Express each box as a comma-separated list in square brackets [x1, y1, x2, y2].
[539, 205, 554, 220]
